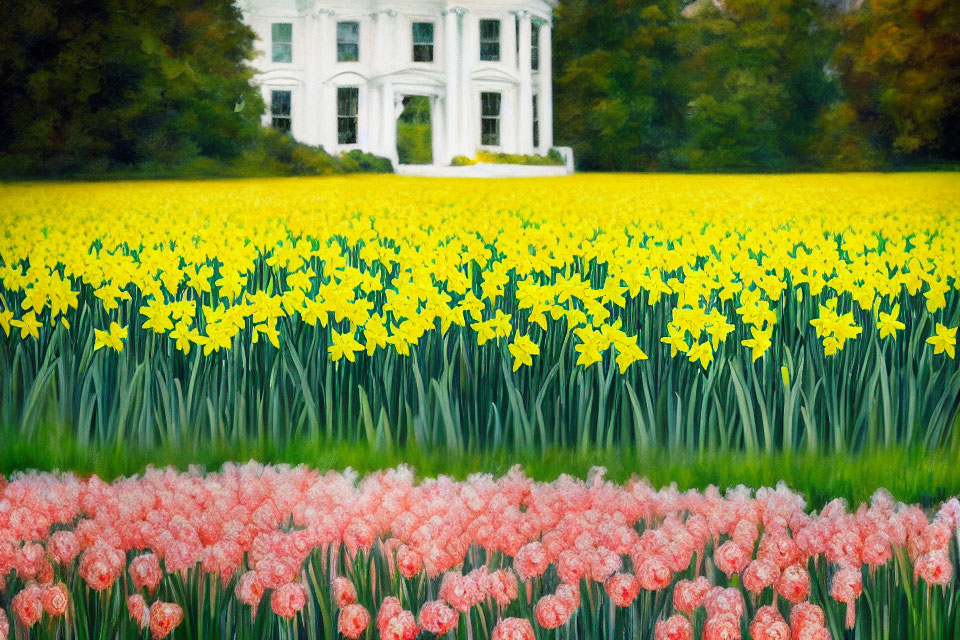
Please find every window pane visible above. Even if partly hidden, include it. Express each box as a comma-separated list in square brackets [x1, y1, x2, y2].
[272, 43, 292, 63]
[480, 19, 500, 61]
[271, 90, 291, 116]
[338, 43, 359, 62]
[337, 88, 359, 116]
[413, 44, 433, 62]
[271, 90, 291, 133]
[413, 22, 434, 44]
[480, 42, 499, 61]
[531, 25, 539, 70]
[337, 22, 359, 43]
[271, 23, 292, 63]
[480, 20, 500, 40]
[533, 96, 539, 148]
[481, 92, 500, 146]
[337, 22, 359, 61]
[338, 117, 357, 144]
[481, 119, 499, 146]
[481, 92, 501, 117]
[272, 23, 292, 42]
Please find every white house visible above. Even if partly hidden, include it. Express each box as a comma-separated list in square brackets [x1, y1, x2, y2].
[237, 0, 557, 166]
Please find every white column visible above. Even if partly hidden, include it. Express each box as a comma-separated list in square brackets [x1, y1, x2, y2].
[431, 95, 443, 164]
[318, 9, 336, 151]
[537, 20, 553, 150]
[380, 10, 396, 74]
[504, 13, 518, 69]
[304, 13, 319, 145]
[443, 8, 461, 162]
[381, 80, 394, 162]
[362, 83, 377, 150]
[459, 10, 474, 155]
[374, 11, 386, 72]
[517, 11, 533, 154]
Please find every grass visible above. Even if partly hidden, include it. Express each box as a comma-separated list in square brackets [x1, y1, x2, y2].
[2, 422, 957, 509]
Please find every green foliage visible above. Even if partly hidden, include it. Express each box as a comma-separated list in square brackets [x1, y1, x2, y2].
[397, 96, 433, 165]
[677, 0, 841, 171]
[0, 0, 266, 176]
[339, 149, 394, 174]
[1, 421, 958, 508]
[397, 123, 433, 164]
[473, 150, 565, 165]
[555, 0, 690, 170]
[828, 0, 960, 164]
[0, 0, 393, 180]
[0, 131, 393, 180]
[554, 0, 960, 171]
[0, 246, 955, 457]
[450, 152, 563, 166]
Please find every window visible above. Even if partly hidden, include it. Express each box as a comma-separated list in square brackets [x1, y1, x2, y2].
[479, 20, 500, 61]
[271, 23, 292, 63]
[412, 22, 434, 62]
[271, 90, 291, 133]
[337, 87, 359, 144]
[337, 22, 359, 62]
[481, 92, 501, 146]
[531, 24, 539, 70]
[533, 95, 540, 149]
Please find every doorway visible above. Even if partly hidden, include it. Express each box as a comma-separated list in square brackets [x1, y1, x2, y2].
[396, 95, 432, 165]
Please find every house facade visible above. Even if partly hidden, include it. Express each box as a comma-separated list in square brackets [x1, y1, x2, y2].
[237, 0, 558, 166]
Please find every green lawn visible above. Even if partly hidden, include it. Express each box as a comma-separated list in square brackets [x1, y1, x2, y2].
[3, 422, 957, 509]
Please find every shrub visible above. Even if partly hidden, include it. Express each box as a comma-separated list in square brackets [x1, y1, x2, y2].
[343, 149, 394, 173]
[474, 150, 565, 166]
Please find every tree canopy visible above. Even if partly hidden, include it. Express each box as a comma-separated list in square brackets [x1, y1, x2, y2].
[555, 0, 960, 171]
[0, 0, 265, 175]
[0, 0, 957, 174]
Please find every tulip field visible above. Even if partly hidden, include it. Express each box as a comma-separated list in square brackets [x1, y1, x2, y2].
[0, 466, 958, 640]
[0, 173, 959, 639]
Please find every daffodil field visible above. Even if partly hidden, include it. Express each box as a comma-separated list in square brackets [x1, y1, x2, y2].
[0, 175, 957, 453]
[1, 173, 960, 640]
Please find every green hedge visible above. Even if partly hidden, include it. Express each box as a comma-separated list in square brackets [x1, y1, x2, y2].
[0, 129, 393, 180]
[452, 149, 565, 166]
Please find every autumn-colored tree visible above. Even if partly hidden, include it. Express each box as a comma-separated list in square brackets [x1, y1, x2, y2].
[829, 0, 960, 161]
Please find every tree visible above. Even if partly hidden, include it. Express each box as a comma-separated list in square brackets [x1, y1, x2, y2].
[828, 0, 960, 164]
[0, 0, 265, 175]
[554, 0, 842, 172]
[676, 0, 840, 171]
[554, 0, 689, 171]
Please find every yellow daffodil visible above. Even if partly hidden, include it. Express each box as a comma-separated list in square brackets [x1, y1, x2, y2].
[10, 311, 42, 340]
[93, 322, 126, 353]
[252, 321, 280, 348]
[328, 329, 363, 362]
[687, 340, 713, 369]
[877, 304, 905, 340]
[508, 333, 540, 371]
[927, 323, 957, 359]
